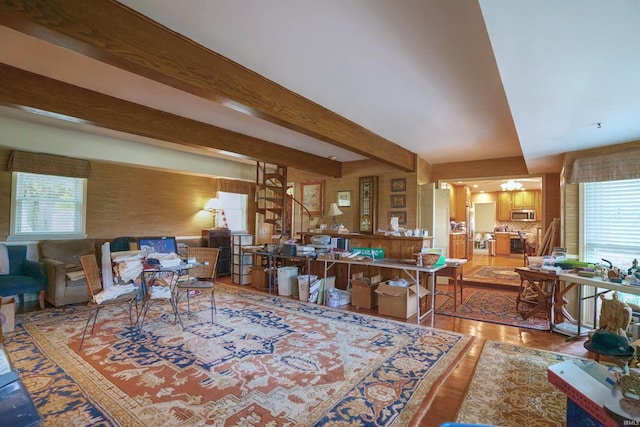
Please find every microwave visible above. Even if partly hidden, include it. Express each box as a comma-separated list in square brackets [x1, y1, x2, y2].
[511, 210, 536, 221]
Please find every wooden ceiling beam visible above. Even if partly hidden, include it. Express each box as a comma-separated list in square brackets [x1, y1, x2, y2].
[0, 64, 341, 177]
[0, 0, 416, 172]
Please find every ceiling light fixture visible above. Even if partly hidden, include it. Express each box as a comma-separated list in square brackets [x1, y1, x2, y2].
[500, 180, 523, 191]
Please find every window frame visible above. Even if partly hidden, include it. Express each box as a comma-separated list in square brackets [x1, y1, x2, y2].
[580, 179, 640, 312]
[9, 171, 88, 241]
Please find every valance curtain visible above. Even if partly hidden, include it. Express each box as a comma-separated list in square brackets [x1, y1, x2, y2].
[7, 150, 91, 178]
[568, 148, 640, 184]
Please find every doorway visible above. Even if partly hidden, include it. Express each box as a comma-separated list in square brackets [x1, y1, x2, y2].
[473, 202, 495, 255]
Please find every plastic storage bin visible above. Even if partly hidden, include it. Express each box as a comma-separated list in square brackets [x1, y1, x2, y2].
[277, 266, 299, 296]
[297, 274, 319, 301]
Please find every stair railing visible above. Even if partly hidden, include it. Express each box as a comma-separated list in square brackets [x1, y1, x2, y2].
[286, 194, 313, 241]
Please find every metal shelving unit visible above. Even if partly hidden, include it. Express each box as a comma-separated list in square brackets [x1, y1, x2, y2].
[232, 233, 254, 285]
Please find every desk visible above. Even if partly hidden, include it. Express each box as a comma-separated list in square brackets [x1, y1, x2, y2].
[317, 257, 444, 324]
[248, 250, 316, 295]
[558, 273, 640, 340]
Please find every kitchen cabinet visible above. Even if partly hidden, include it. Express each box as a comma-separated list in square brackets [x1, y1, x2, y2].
[449, 186, 456, 220]
[495, 232, 511, 256]
[449, 232, 466, 259]
[535, 191, 542, 220]
[497, 190, 541, 221]
[512, 191, 535, 210]
[452, 185, 470, 223]
[202, 229, 231, 276]
[497, 192, 512, 221]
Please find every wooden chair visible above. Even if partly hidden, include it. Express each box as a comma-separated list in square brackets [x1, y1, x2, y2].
[175, 247, 219, 325]
[78, 254, 138, 350]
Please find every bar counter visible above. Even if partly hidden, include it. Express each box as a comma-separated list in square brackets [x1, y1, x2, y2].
[299, 232, 435, 289]
[300, 232, 434, 259]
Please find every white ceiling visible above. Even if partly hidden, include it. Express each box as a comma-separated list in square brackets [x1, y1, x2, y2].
[2, 0, 640, 177]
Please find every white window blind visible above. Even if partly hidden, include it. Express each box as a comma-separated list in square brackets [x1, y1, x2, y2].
[217, 191, 248, 232]
[11, 172, 87, 239]
[583, 179, 640, 268]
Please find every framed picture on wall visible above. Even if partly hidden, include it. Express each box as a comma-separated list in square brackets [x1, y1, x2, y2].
[391, 178, 406, 192]
[336, 190, 351, 207]
[359, 176, 378, 234]
[391, 194, 406, 208]
[301, 181, 323, 216]
[388, 211, 407, 225]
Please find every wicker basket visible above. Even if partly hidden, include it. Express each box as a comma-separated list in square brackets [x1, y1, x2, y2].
[414, 253, 440, 266]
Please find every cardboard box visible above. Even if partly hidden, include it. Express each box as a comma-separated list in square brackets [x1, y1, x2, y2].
[375, 282, 429, 319]
[351, 273, 382, 309]
[251, 268, 275, 290]
[0, 297, 16, 334]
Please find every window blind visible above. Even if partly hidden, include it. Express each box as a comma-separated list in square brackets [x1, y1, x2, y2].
[14, 172, 86, 236]
[583, 179, 640, 268]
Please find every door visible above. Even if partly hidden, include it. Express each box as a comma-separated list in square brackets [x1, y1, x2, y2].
[419, 183, 450, 255]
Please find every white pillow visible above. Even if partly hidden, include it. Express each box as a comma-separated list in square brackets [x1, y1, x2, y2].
[0, 244, 9, 275]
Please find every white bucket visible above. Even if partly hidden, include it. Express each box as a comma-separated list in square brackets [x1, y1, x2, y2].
[277, 266, 299, 296]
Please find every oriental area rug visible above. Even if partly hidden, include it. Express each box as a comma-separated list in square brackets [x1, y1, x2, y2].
[6, 284, 473, 426]
[436, 287, 550, 330]
[456, 340, 588, 427]
[464, 266, 522, 287]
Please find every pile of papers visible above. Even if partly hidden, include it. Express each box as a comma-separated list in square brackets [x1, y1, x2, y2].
[147, 252, 181, 267]
[112, 251, 144, 283]
[93, 283, 137, 304]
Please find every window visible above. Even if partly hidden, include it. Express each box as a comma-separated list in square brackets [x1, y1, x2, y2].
[217, 191, 248, 232]
[582, 178, 640, 308]
[582, 179, 640, 268]
[11, 172, 87, 240]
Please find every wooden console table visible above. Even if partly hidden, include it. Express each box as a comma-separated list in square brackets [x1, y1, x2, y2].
[435, 261, 466, 310]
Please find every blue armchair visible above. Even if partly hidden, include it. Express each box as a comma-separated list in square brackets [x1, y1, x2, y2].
[0, 245, 46, 309]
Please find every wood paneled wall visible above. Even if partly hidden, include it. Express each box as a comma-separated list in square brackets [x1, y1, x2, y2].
[0, 149, 255, 240]
[288, 160, 418, 234]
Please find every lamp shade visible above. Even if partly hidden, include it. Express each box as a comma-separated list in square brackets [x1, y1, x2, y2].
[204, 198, 222, 211]
[327, 203, 343, 217]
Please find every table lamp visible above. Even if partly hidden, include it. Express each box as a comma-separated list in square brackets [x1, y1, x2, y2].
[327, 202, 343, 229]
[204, 198, 222, 228]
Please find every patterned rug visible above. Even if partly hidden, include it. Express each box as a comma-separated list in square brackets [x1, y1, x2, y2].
[5, 284, 473, 426]
[456, 340, 589, 426]
[436, 287, 550, 330]
[466, 266, 521, 286]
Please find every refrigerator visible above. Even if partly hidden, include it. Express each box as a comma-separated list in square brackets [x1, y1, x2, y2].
[419, 183, 450, 256]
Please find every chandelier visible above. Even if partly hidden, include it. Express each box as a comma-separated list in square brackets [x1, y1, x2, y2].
[500, 180, 523, 191]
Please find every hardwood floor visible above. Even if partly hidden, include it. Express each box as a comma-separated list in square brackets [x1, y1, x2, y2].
[16, 252, 589, 426]
[420, 252, 589, 426]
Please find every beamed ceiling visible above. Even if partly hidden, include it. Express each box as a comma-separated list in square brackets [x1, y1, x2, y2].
[1, 1, 639, 180]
